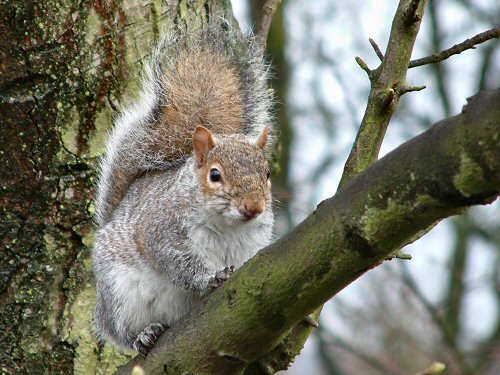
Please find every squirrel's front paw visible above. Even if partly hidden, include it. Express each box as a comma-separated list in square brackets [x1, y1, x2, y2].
[207, 266, 235, 292]
[133, 322, 168, 357]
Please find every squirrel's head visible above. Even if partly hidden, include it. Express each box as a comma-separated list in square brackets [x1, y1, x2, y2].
[192, 125, 272, 224]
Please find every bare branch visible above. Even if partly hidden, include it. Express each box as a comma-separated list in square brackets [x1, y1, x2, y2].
[415, 362, 446, 375]
[399, 84, 427, 94]
[399, 263, 472, 369]
[339, 0, 427, 187]
[256, 0, 282, 52]
[327, 334, 401, 375]
[409, 27, 500, 68]
[386, 251, 412, 260]
[369, 38, 384, 61]
[355, 56, 373, 77]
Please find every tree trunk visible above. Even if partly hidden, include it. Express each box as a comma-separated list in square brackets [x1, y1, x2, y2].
[0, 1, 233, 373]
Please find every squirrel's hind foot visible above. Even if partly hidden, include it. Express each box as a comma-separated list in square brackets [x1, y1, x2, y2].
[133, 322, 169, 356]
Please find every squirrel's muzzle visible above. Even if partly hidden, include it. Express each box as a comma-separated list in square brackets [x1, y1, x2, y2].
[238, 197, 265, 220]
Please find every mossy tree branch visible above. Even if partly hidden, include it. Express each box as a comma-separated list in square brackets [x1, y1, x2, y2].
[250, 1, 429, 371]
[340, 0, 427, 187]
[117, 88, 500, 375]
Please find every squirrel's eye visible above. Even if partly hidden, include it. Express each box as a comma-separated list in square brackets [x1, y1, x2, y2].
[209, 168, 222, 183]
[266, 168, 271, 180]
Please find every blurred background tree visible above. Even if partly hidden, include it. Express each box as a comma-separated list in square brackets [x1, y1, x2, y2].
[235, 0, 499, 373]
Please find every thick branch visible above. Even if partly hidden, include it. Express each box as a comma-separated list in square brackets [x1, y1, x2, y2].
[116, 89, 500, 375]
[254, 3, 429, 371]
[409, 27, 500, 68]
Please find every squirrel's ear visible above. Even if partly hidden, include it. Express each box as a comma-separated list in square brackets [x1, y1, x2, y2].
[193, 125, 216, 167]
[255, 127, 269, 150]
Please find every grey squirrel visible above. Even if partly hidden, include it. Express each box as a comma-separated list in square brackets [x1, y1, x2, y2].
[92, 24, 275, 356]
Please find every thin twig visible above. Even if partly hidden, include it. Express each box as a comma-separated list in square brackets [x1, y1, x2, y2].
[325, 334, 402, 375]
[355, 56, 372, 77]
[427, 0, 451, 115]
[369, 38, 384, 61]
[386, 251, 412, 260]
[256, 0, 282, 52]
[338, 0, 427, 188]
[400, 84, 427, 94]
[409, 27, 500, 68]
[414, 362, 446, 375]
[399, 263, 472, 371]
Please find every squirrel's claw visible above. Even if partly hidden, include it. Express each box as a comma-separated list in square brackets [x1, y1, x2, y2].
[207, 266, 235, 291]
[133, 322, 168, 357]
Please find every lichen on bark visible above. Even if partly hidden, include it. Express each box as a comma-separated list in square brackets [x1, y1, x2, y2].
[0, 0, 245, 373]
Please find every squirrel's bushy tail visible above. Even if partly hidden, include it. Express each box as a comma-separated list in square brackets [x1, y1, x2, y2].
[95, 21, 275, 226]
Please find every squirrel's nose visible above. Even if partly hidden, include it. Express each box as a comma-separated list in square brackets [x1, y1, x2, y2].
[238, 198, 265, 220]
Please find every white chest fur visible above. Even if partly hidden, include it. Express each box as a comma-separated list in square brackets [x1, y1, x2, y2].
[101, 207, 273, 348]
[189, 210, 274, 270]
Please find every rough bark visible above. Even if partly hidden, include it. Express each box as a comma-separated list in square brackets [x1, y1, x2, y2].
[341, 0, 428, 186]
[117, 89, 500, 374]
